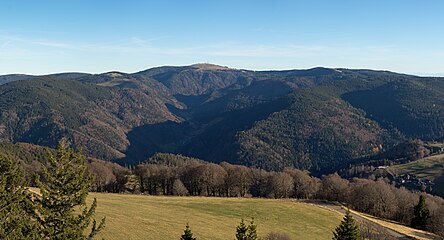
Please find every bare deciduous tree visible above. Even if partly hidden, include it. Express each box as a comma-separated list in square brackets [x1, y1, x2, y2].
[270, 172, 293, 198]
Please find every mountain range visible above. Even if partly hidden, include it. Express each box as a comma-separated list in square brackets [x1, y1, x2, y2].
[1, 64, 443, 173]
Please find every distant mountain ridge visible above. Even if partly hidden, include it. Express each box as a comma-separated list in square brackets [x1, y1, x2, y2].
[0, 64, 443, 173]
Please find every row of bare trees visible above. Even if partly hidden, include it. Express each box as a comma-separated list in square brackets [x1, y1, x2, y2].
[132, 161, 320, 199]
[87, 158, 444, 237]
[310, 172, 444, 236]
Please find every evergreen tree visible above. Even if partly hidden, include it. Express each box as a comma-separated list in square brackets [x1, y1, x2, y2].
[35, 140, 105, 239]
[236, 219, 248, 240]
[411, 195, 430, 230]
[181, 223, 196, 240]
[236, 218, 258, 240]
[0, 155, 38, 239]
[332, 209, 360, 240]
[246, 218, 258, 240]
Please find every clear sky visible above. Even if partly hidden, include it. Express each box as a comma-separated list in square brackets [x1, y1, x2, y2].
[1, 0, 443, 75]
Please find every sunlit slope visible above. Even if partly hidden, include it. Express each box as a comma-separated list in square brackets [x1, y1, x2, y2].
[89, 193, 342, 240]
[388, 153, 444, 196]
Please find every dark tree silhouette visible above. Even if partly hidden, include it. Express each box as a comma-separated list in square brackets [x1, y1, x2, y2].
[411, 195, 430, 230]
[332, 209, 360, 240]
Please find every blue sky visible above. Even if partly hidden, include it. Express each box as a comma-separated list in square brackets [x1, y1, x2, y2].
[1, 0, 443, 75]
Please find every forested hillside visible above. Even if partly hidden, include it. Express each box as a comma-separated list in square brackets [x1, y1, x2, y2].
[342, 78, 444, 140]
[0, 77, 180, 160]
[0, 64, 443, 173]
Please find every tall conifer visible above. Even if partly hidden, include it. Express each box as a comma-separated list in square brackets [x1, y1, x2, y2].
[246, 218, 258, 240]
[36, 140, 105, 239]
[236, 219, 248, 240]
[0, 155, 38, 239]
[411, 195, 430, 230]
[236, 218, 258, 240]
[332, 209, 360, 240]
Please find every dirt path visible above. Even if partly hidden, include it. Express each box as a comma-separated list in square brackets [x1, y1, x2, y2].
[311, 201, 410, 239]
[302, 200, 441, 240]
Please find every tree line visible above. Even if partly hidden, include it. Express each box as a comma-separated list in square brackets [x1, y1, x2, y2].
[88, 153, 444, 236]
[4, 147, 444, 238]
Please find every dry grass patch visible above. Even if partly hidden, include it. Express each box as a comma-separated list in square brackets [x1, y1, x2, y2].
[348, 209, 440, 240]
[89, 193, 342, 240]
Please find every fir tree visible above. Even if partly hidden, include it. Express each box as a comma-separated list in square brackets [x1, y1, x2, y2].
[332, 209, 360, 240]
[236, 219, 248, 240]
[35, 140, 105, 239]
[0, 155, 38, 239]
[236, 218, 258, 240]
[246, 218, 258, 240]
[411, 195, 430, 230]
[181, 223, 196, 240]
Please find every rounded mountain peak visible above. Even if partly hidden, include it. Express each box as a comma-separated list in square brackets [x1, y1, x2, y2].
[190, 63, 232, 71]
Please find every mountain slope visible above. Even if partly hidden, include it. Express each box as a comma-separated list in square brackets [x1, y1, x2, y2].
[0, 65, 443, 173]
[342, 78, 444, 140]
[0, 77, 180, 160]
[236, 89, 393, 171]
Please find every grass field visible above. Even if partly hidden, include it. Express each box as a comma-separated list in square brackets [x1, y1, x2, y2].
[88, 193, 342, 240]
[387, 154, 444, 196]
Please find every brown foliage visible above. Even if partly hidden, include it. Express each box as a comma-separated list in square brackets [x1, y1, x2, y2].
[264, 231, 291, 240]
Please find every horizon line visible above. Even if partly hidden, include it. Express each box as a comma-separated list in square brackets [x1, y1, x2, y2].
[1, 63, 443, 78]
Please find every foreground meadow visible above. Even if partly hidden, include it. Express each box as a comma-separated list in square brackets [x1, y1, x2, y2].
[89, 193, 342, 240]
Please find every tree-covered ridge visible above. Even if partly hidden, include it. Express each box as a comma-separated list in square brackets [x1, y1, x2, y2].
[342, 78, 444, 141]
[0, 76, 179, 161]
[0, 65, 443, 172]
[236, 89, 395, 171]
[0, 74, 36, 85]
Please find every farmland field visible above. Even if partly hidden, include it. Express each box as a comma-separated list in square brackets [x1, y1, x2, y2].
[88, 193, 342, 240]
